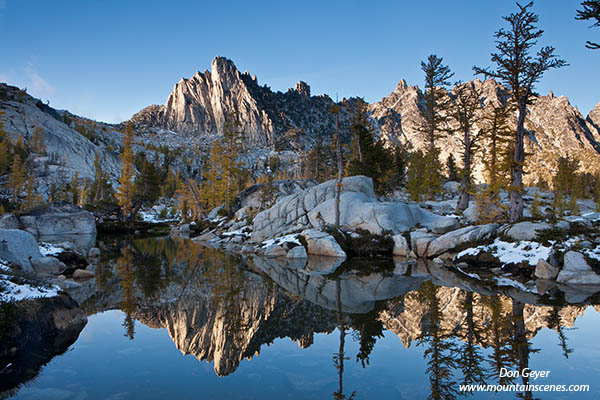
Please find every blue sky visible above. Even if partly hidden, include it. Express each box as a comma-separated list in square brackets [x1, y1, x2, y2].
[1, 0, 598, 123]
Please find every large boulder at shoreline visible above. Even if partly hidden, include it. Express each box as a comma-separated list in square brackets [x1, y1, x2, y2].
[252, 176, 440, 241]
[426, 224, 499, 258]
[0, 229, 42, 272]
[556, 251, 600, 286]
[31, 257, 66, 275]
[18, 202, 96, 237]
[301, 229, 346, 258]
[535, 259, 559, 280]
[392, 234, 410, 257]
[410, 231, 438, 258]
[505, 221, 551, 241]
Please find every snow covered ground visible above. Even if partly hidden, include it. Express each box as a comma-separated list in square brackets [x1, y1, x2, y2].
[139, 207, 180, 223]
[0, 274, 60, 302]
[457, 238, 553, 266]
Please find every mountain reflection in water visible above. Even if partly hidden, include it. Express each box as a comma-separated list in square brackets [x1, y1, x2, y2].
[5, 236, 600, 399]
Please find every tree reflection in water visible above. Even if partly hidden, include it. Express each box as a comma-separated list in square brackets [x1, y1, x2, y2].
[103, 237, 590, 399]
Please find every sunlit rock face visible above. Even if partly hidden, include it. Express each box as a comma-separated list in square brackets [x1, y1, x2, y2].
[131, 57, 354, 148]
[370, 78, 600, 183]
[587, 101, 600, 144]
[131, 57, 600, 182]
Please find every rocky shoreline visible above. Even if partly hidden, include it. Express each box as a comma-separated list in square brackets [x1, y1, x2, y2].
[188, 176, 600, 293]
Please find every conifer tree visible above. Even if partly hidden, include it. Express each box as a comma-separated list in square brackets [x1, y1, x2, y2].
[201, 116, 247, 214]
[449, 81, 484, 211]
[202, 139, 227, 210]
[346, 99, 403, 194]
[69, 172, 80, 204]
[576, 1, 600, 49]
[31, 127, 46, 154]
[221, 116, 246, 212]
[134, 156, 161, 207]
[0, 116, 12, 175]
[481, 102, 514, 193]
[329, 103, 343, 227]
[445, 155, 459, 181]
[406, 150, 429, 201]
[90, 153, 115, 206]
[417, 55, 454, 199]
[553, 155, 581, 214]
[8, 154, 26, 203]
[116, 123, 136, 220]
[475, 1, 567, 222]
[22, 174, 41, 211]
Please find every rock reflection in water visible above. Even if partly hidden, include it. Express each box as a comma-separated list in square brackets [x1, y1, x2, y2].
[69, 237, 600, 399]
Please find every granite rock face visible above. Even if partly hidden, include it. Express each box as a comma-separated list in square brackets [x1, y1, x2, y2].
[251, 176, 441, 241]
[131, 57, 354, 148]
[370, 79, 600, 183]
[0, 84, 121, 194]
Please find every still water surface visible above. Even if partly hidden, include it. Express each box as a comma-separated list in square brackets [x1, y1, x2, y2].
[5, 236, 600, 399]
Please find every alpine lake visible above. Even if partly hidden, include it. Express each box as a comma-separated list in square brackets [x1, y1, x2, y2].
[2, 234, 600, 400]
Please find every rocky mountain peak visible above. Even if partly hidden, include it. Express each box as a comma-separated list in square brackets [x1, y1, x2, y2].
[294, 81, 311, 97]
[395, 79, 408, 91]
[131, 57, 349, 147]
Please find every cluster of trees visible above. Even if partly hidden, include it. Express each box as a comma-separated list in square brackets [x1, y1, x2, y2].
[405, 1, 571, 222]
[0, 115, 46, 212]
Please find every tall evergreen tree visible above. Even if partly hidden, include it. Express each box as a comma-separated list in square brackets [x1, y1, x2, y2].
[8, 154, 26, 204]
[116, 123, 136, 220]
[329, 103, 344, 228]
[576, 1, 600, 49]
[449, 81, 484, 211]
[481, 102, 514, 193]
[417, 55, 454, 198]
[134, 156, 161, 208]
[474, 1, 567, 222]
[346, 99, 403, 194]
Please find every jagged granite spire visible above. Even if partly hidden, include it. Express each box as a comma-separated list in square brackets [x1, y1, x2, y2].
[131, 57, 349, 147]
